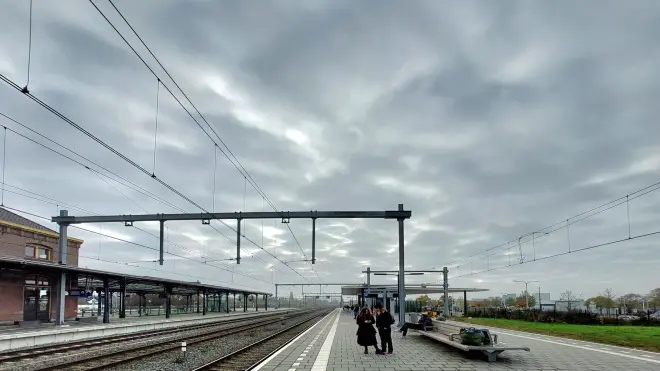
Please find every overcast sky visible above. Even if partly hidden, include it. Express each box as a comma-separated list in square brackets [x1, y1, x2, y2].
[1, 0, 659, 301]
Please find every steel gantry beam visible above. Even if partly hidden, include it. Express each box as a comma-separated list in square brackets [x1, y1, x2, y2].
[361, 268, 445, 310]
[52, 208, 411, 265]
[53, 204, 412, 324]
[51, 210, 410, 223]
[275, 283, 360, 286]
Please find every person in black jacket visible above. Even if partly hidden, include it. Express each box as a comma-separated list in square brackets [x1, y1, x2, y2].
[375, 304, 395, 354]
[399, 313, 433, 337]
[356, 307, 384, 354]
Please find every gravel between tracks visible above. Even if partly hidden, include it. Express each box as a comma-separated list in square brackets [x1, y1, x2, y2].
[0, 313, 300, 371]
[106, 311, 328, 371]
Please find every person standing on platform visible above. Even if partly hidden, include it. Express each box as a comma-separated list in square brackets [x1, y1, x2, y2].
[356, 307, 384, 354]
[375, 304, 395, 354]
[353, 305, 359, 319]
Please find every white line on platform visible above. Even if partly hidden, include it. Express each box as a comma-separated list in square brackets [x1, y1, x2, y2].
[491, 327, 660, 356]
[251, 309, 337, 371]
[310, 310, 341, 371]
[496, 331, 660, 364]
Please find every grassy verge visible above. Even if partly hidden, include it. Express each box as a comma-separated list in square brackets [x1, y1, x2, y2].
[451, 317, 660, 352]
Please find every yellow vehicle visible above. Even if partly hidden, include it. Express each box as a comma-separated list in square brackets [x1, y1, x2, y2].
[422, 306, 441, 318]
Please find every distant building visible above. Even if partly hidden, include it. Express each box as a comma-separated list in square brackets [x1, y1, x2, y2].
[0, 208, 83, 323]
[502, 293, 517, 304]
[555, 300, 586, 312]
[537, 293, 551, 301]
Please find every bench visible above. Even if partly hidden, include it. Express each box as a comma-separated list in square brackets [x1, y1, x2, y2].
[416, 319, 530, 362]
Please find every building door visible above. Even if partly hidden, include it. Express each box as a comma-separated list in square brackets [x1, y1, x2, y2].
[24, 275, 51, 322]
[24, 287, 38, 321]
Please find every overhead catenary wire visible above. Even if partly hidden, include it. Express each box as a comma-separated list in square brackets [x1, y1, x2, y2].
[2, 184, 272, 279]
[152, 78, 160, 176]
[0, 113, 301, 281]
[22, 0, 33, 93]
[429, 179, 660, 270]
[1, 126, 6, 206]
[4, 179, 298, 283]
[0, 111, 183, 211]
[91, 0, 314, 268]
[450, 228, 660, 279]
[0, 77, 311, 282]
[1, 204, 272, 284]
[443, 183, 660, 281]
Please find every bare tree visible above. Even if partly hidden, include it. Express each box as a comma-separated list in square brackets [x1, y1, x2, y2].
[602, 288, 617, 314]
[618, 293, 643, 314]
[560, 290, 578, 311]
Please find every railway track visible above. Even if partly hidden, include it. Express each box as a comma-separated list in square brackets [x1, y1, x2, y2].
[193, 309, 334, 371]
[22, 309, 318, 371]
[0, 309, 307, 369]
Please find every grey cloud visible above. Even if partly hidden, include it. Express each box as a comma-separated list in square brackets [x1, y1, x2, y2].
[1, 0, 659, 299]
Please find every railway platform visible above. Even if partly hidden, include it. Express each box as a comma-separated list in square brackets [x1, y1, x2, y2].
[0, 308, 294, 351]
[253, 309, 660, 371]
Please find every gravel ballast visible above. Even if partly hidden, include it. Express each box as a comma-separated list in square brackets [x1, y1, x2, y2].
[107, 311, 328, 371]
[0, 311, 311, 371]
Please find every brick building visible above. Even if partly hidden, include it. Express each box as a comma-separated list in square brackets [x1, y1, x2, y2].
[0, 208, 83, 323]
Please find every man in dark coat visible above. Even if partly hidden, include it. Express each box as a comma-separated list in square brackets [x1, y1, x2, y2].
[399, 313, 433, 337]
[375, 304, 395, 354]
[356, 307, 384, 354]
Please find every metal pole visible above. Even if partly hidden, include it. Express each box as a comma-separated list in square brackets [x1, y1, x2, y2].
[275, 284, 278, 309]
[525, 282, 529, 308]
[202, 289, 206, 315]
[312, 217, 317, 264]
[103, 278, 110, 323]
[397, 203, 405, 325]
[57, 210, 69, 264]
[56, 210, 68, 326]
[463, 291, 467, 315]
[236, 219, 241, 264]
[443, 267, 449, 316]
[366, 267, 371, 308]
[159, 220, 164, 265]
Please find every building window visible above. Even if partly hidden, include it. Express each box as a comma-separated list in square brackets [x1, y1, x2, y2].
[25, 245, 52, 261]
[25, 275, 50, 286]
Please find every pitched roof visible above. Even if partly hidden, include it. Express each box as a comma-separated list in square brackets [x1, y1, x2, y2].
[0, 207, 57, 233]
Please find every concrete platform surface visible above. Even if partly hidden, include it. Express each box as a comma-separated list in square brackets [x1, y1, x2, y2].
[0, 308, 294, 351]
[254, 309, 660, 371]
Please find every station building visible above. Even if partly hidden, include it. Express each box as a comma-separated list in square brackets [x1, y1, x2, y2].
[0, 207, 273, 327]
[0, 208, 83, 323]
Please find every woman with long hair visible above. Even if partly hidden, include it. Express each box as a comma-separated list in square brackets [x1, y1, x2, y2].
[356, 307, 383, 354]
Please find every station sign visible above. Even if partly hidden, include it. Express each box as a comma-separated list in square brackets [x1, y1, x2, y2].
[67, 290, 94, 297]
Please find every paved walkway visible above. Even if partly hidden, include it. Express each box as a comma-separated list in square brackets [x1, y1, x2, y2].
[255, 309, 660, 371]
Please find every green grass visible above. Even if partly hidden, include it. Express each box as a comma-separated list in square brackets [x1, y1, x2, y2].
[451, 317, 660, 352]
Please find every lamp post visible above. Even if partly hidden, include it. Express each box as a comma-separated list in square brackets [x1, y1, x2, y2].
[513, 280, 538, 309]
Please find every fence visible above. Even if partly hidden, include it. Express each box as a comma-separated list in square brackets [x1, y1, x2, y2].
[466, 308, 660, 326]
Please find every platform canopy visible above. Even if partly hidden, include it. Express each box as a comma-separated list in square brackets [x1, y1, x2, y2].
[341, 284, 488, 296]
[0, 256, 271, 296]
